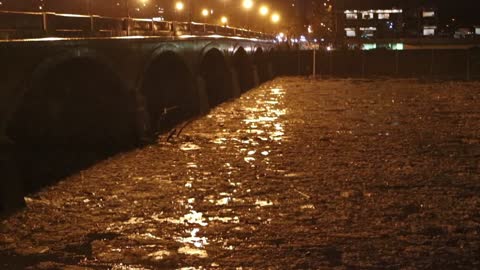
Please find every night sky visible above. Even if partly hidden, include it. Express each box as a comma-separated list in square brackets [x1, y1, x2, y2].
[0, 0, 478, 26]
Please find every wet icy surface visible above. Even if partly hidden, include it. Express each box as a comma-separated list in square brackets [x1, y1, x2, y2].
[1, 77, 480, 269]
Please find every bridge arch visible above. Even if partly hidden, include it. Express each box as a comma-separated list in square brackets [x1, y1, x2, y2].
[7, 53, 137, 193]
[232, 46, 254, 93]
[253, 47, 269, 83]
[199, 48, 232, 107]
[140, 50, 199, 134]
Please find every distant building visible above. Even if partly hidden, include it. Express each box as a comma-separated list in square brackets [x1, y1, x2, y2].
[334, 0, 440, 49]
[343, 8, 404, 39]
[403, 6, 439, 37]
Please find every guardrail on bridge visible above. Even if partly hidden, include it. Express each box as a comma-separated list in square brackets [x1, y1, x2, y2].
[0, 10, 275, 40]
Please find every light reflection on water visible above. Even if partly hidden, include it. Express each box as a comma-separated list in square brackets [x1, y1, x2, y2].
[146, 250, 171, 261]
[132, 85, 287, 263]
[152, 210, 208, 226]
[255, 199, 274, 207]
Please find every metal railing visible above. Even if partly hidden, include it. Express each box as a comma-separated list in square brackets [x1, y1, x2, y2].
[0, 10, 275, 40]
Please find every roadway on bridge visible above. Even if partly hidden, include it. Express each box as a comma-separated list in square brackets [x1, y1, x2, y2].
[1, 77, 479, 268]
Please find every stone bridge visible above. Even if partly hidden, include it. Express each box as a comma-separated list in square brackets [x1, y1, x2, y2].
[0, 11, 279, 213]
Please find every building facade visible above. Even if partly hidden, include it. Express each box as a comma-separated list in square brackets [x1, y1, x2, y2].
[334, 0, 440, 49]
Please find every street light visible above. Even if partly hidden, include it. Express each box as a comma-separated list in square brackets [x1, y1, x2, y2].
[259, 5, 269, 33]
[259, 5, 269, 16]
[175, 1, 184, 21]
[201, 8, 209, 23]
[271, 13, 280, 23]
[243, 0, 253, 9]
[242, 0, 254, 30]
[175, 1, 184, 11]
[221, 16, 228, 26]
[86, 0, 92, 16]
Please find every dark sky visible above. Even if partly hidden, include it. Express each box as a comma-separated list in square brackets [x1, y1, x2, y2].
[0, 0, 477, 26]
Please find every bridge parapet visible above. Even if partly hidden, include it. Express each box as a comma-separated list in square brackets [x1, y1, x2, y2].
[0, 10, 275, 41]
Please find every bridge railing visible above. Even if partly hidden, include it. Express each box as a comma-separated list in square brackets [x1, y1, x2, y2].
[0, 10, 275, 41]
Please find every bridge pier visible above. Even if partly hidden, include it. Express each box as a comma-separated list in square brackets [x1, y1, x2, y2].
[230, 69, 242, 98]
[195, 76, 210, 114]
[252, 65, 260, 88]
[266, 62, 274, 80]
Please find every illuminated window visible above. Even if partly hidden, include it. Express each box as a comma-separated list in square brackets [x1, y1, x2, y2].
[390, 43, 404, 50]
[362, 43, 376, 50]
[362, 12, 374, 19]
[476, 27, 480, 35]
[346, 13, 358, 19]
[423, 26, 436, 36]
[359, 27, 376, 38]
[422, 11, 435, 17]
[345, 28, 356, 37]
[378, 13, 390, 19]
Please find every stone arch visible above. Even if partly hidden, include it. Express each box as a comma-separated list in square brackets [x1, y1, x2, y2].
[140, 51, 199, 134]
[7, 54, 137, 193]
[232, 46, 254, 92]
[199, 48, 232, 107]
[253, 47, 270, 83]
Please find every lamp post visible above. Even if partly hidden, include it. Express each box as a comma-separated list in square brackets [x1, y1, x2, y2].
[271, 12, 280, 24]
[87, 0, 93, 33]
[271, 12, 280, 34]
[242, 0, 253, 30]
[259, 5, 269, 33]
[86, 0, 92, 15]
[175, 1, 184, 21]
[221, 16, 228, 27]
[188, 0, 194, 23]
[201, 8, 209, 23]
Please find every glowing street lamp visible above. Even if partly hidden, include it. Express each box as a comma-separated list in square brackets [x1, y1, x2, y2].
[259, 5, 269, 33]
[201, 8, 209, 23]
[175, 1, 184, 11]
[175, 1, 184, 21]
[243, 0, 254, 9]
[220, 16, 228, 26]
[242, 0, 254, 30]
[259, 5, 269, 16]
[271, 13, 280, 24]
[202, 9, 209, 17]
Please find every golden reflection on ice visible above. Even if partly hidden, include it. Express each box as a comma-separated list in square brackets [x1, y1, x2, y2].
[111, 264, 152, 270]
[180, 142, 201, 151]
[240, 86, 286, 166]
[208, 216, 240, 223]
[186, 162, 198, 168]
[163, 84, 286, 261]
[152, 210, 207, 226]
[146, 250, 171, 261]
[178, 245, 208, 258]
[255, 199, 274, 207]
[177, 228, 209, 249]
[244, 157, 256, 163]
